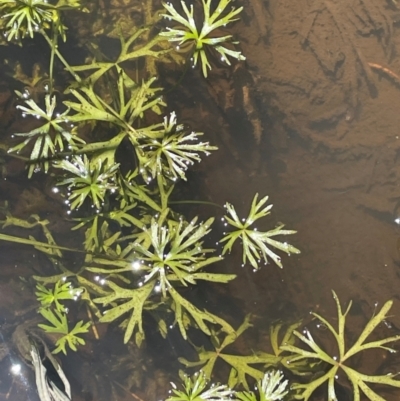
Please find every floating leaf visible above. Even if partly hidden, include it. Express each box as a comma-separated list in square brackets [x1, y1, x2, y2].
[54, 154, 119, 210]
[38, 308, 90, 355]
[9, 93, 84, 177]
[167, 371, 233, 401]
[160, 0, 245, 77]
[236, 370, 289, 401]
[281, 291, 400, 401]
[35, 280, 82, 312]
[221, 194, 300, 269]
[0, 0, 79, 41]
[139, 112, 217, 182]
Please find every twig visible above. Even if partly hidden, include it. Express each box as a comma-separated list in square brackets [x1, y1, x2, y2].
[86, 305, 100, 340]
[114, 380, 146, 401]
[368, 62, 400, 84]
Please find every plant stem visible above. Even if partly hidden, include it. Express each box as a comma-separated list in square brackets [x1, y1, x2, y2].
[41, 29, 81, 83]
[157, 173, 169, 211]
[169, 200, 223, 209]
[0, 233, 80, 253]
[48, 25, 58, 94]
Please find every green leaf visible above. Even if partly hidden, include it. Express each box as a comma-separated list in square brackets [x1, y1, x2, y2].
[168, 286, 233, 340]
[53, 320, 91, 354]
[70, 27, 169, 84]
[54, 154, 119, 210]
[180, 316, 279, 389]
[281, 291, 400, 401]
[139, 112, 217, 181]
[132, 215, 229, 296]
[94, 280, 155, 344]
[35, 280, 82, 312]
[160, 0, 245, 77]
[65, 74, 164, 131]
[9, 93, 84, 177]
[167, 371, 233, 401]
[221, 194, 300, 270]
[236, 370, 289, 401]
[38, 308, 90, 355]
[0, 0, 78, 41]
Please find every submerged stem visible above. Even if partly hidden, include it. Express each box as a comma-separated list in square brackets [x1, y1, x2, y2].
[41, 30, 81, 83]
[48, 25, 58, 94]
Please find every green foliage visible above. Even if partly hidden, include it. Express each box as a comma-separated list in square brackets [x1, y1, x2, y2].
[65, 74, 165, 129]
[0, 1, 301, 396]
[54, 155, 119, 210]
[160, 0, 245, 77]
[236, 370, 289, 401]
[35, 280, 82, 312]
[167, 371, 233, 401]
[3, 6, 400, 401]
[93, 280, 155, 346]
[132, 214, 227, 295]
[0, 0, 80, 41]
[139, 112, 217, 182]
[269, 321, 319, 376]
[281, 291, 400, 401]
[70, 27, 169, 84]
[9, 93, 84, 177]
[87, 211, 236, 344]
[180, 316, 280, 389]
[38, 308, 91, 355]
[220, 194, 300, 270]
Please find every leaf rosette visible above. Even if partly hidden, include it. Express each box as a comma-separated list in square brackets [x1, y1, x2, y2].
[54, 155, 119, 210]
[281, 291, 400, 401]
[139, 112, 217, 182]
[160, 0, 245, 77]
[9, 93, 84, 177]
[221, 194, 300, 269]
[167, 371, 234, 401]
[133, 214, 230, 296]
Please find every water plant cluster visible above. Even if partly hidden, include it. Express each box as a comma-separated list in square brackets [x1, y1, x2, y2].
[1, 1, 400, 401]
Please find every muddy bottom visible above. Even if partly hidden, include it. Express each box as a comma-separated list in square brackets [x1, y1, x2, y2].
[180, 0, 400, 315]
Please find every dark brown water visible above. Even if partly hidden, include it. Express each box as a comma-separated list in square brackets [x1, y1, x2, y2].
[2, 0, 400, 400]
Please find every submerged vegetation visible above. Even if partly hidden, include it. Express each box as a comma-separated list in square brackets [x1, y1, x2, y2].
[0, 0, 400, 400]
[160, 0, 245, 77]
[281, 291, 400, 401]
[221, 194, 300, 270]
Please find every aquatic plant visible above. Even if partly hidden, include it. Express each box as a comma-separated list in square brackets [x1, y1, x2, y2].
[35, 280, 82, 312]
[9, 93, 84, 177]
[0, 0, 83, 92]
[129, 215, 223, 295]
[160, 0, 245, 77]
[0, 0, 298, 394]
[65, 75, 165, 129]
[221, 194, 300, 269]
[38, 308, 91, 355]
[89, 211, 236, 344]
[0, 0, 80, 41]
[2, 4, 400, 401]
[180, 316, 280, 389]
[54, 155, 119, 210]
[167, 371, 234, 401]
[139, 111, 216, 182]
[236, 370, 289, 401]
[281, 291, 400, 401]
[69, 28, 168, 84]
